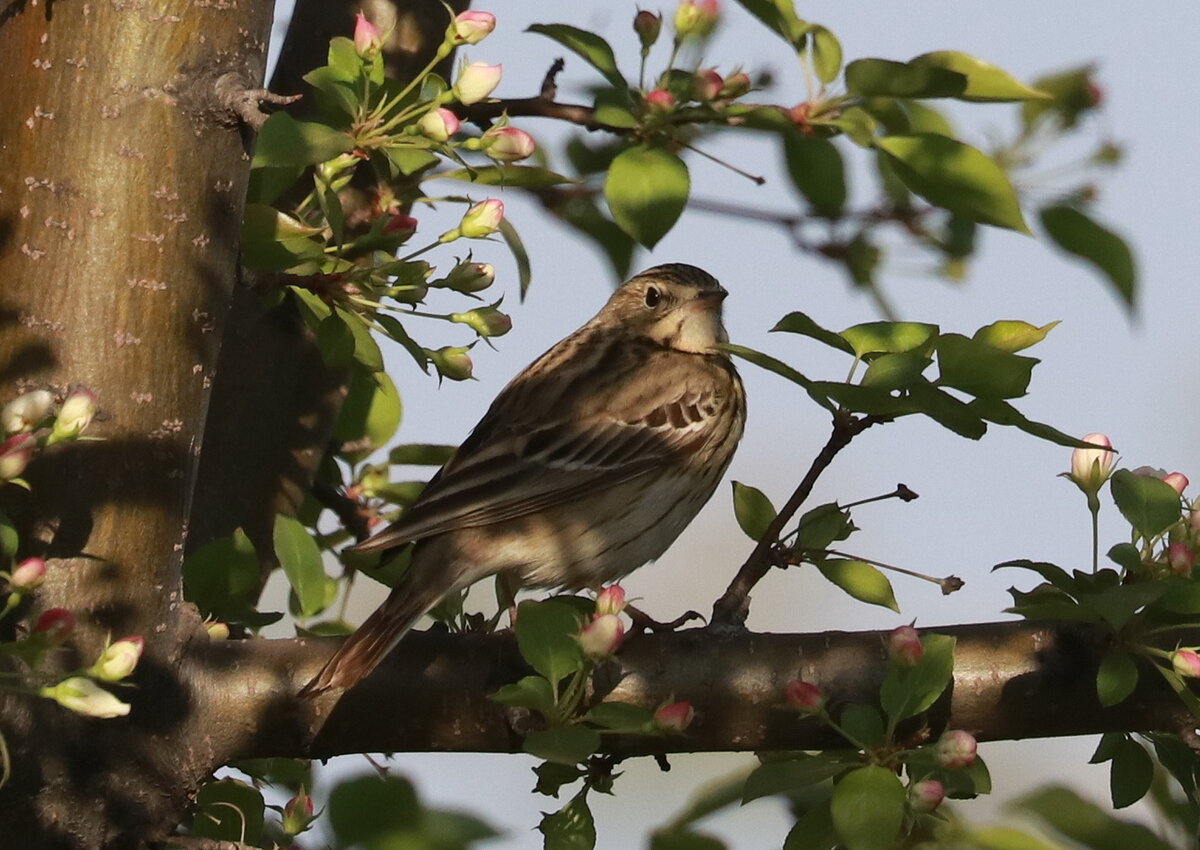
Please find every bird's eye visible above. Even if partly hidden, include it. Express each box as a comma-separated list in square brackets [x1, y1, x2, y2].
[644, 286, 661, 308]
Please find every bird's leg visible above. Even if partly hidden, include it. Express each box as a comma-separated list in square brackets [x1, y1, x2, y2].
[491, 572, 521, 631]
[625, 603, 705, 636]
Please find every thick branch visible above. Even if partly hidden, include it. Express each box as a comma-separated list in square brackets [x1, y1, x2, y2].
[191, 621, 1195, 761]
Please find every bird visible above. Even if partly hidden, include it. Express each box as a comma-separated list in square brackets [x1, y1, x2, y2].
[302, 263, 746, 694]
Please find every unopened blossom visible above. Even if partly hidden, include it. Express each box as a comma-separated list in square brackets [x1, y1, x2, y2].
[654, 700, 695, 733]
[785, 679, 823, 714]
[441, 261, 495, 293]
[1067, 433, 1114, 494]
[0, 433, 36, 480]
[282, 789, 316, 835]
[34, 607, 76, 644]
[51, 387, 98, 443]
[452, 62, 502, 105]
[692, 69, 723, 101]
[595, 584, 627, 616]
[1168, 543, 1196, 576]
[41, 677, 130, 719]
[1173, 648, 1200, 678]
[90, 635, 145, 681]
[579, 613, 624, 659]
[418, 107, 460, 142]
[481, 126, 536, 162]
[934, 730, 978, 769]
[383, 213, 418, 237]
[353, 13, 383, 55]
[673, 0, 719, 39]
[441, 199, 505, 242]
[426, 345, 474, 382]
[888, 625, 924, 667]
[452, 11, 496, 45]
[719, 71, 751, 98]
[1163, 472, 1189, 495]
[634, 10, 662, 49]
[644, 89, 676, 113]
[909, 779, 945, 813]
[2, 389, 53, 434]
[450, 304, 512, 338]
[10, 557, 47, 591]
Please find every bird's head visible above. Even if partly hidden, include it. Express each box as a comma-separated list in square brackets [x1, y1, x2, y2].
[603, 263, 729, 354]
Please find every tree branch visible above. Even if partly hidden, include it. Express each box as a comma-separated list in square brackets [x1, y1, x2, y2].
[192, 621, 1194, 761]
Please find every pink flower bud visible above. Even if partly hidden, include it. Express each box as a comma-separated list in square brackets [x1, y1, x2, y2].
[595, 584, 627, 616]
[644, 89, 676, 113]
[10, 557, 47, 591]
[0, 433, 36, 480]
[1163, 472, 1189, 495]
[418, 107, 460, 142]
[784, 679, 823, 714]
[90, 635, 144, 681]
[1068, 433, 1114, 493]
[425, 345, 475, 382]
[1173, 648, 1200, 678]
[40, 676, 130, 718]
[719, 71, 751, 98]
[441, 261, 495, 293]
[451, 199, 505, 240]
[383, 213, 418, 237]
[934, 730, 978, 769]
[452, 10, 496, 45]
[34, 607, 76, 644]
[654, 700, 695, 733]
[692, 69, 723, 101]
[673, 0, 719, 39]
[51, 387, 98, 443]
[887, 626, 923, 667]
[450, 304, 512, 338]
[909, 779, 945, 813]
[633, 10, 662, 49]
[579, 613, 624, 659]
[452, 62, 502, 106]
[2, 390, 53, 434]
[1168, 543, 1196, 577]
[206, 622, 230, 641]
[481, 126, 536, 162]
[282, 789, 316, 836]
[353, 13, 383, 55]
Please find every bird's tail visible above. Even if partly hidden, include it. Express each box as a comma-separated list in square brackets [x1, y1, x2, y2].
[299, 571, 449, 695]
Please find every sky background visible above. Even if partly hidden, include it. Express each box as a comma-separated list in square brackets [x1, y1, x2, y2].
[264, 2, 1200, 847]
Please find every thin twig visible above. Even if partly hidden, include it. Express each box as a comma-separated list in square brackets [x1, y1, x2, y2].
[710, 412, 887, 627]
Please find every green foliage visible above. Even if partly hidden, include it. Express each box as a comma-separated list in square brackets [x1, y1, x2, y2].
[327, 774, 496, 849]
[604, 145, 690, 248]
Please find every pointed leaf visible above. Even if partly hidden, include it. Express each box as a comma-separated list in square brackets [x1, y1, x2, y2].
[846, 59, 966, 98]
[273, 515, 327, 617]
[251, 112, 354, 168]
[830, 766, 905, 850]
[876, 134, 1029, 232]
[743, 757, 847, 804]
[936, 333, 1038, 399]
[515, 599, 585, 686]
[771, 312, 854, 354]
[816, 559, 898, 612]
[809, 26, 842, 84]
[909, 51, 1050, 102]
[605, 145, 690, 248]
[527, 24, 627, 89]
[525, 726, 601, 766]
[539, 792, 596, 850]
[1109, 737, 1154, 809]
[782, 132, 846, 217]
[1110, 469, 1182, 540]
[880, 633, 956, 724]
[973, 320, 1059, 353]
[1040, 205, 1136, 308]
[732, 481, 777, 541]
[721, 343, 835, 412]
[840, 321, 938, 357]
[1096, 649, 1138, 707]
[783, 801, 837, 850]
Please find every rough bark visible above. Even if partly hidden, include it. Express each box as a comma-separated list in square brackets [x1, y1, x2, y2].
[0, 1, 272, 847]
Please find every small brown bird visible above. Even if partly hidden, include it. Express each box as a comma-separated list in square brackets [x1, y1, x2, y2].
[303, 263, 745, 693]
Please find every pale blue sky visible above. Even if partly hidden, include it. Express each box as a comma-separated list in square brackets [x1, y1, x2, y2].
[266, 3, 1200, 846]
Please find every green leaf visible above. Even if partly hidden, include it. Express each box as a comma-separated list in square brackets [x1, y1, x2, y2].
[539, 792, 596, 850]
[382, 146, 438, 177]
[840, 321, 938, 358]
[720, 343, 835, 412]
[515, 599, 585, 686]
[246, 164, 304, 205]
[965, 826, 1065, 850]
[527, 24, 627, 89]
[1040, 205, 1136, 308]
[525, 726, 601, 766]
[810, 381, 916, 418]
[816, 560, 898, 612]
[794, 503, 855, 551]
[936, 333, 1038, 399]
[192, 779, 265, 844]
[593, 89, 639, 129]
[771, 312, 855, 354]
[732, 481, 777, 541]
[337, 308, 384, 372]
[605, 145, 690, 248]
[908, 51, 1051, 102]
[1109, 737, 1154, 809]
[906, 381, 988, 439]
[437, 165, 578, 188]
[1107, 543, 1143, 574]
[1088, 582, 1168, 630]
[876, 134, 1029, 232]
[651, 830, 728, 850]
[251, 112, 354, 168]
[1153, 580, 1200, 614]
[288, 284, 332, 325]
[1022, 66, 1100, 130]
[0, 508, 17, 558]
[880, 634, 956, 724]
[860, 352, 930, 390]
[783, 800, 837, 850]
[534, 761, 586, 798]
[491, 675, 555, 715]
[328, 774, 495, 847]
[584, 701, 653, 732]
[333, 370, 403, 461]
[240, 205, 326, 272]
[968, 398, 1089, 448]
[389, 443, 456, 466]
[316, 312, 355, 368]
[845, 59, 966, 99]
[782, 132, 846, 217]
[993, 559, 1078, 595]
[498, 216, 533, 298]
[1097, 650, 1138, 707]
[273, 515, 327, 618]
[375, 314, 431, 373]
[901, 101, 954, 136]
[1110, 469, 1182, 540]
[830, 766, 905, 850]
[809, 26, 842, 84]
[839, 704, 885, 747]
[973, 320, 1059, 353]
[182, 529, 279, 627]
[1014, 785, 1174, 850]
[742, 757, 848, 804]
[734, 0, 809, 47]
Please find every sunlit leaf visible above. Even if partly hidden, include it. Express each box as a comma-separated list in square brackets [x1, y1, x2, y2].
[816, 560, 898, 612]
[1040, 205, 1136, 308]
[605, 145, 690, 248]
[830, 766, 905, 850]
[909, 51, 1050, 102]
[527, 24, 627, 89]
[732, 481, 777, 541]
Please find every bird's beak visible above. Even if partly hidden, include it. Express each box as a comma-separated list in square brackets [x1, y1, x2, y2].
[698, 288, 728, 304]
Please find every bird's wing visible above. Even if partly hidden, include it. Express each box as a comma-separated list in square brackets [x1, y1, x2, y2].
[352, 339, 730, 552]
